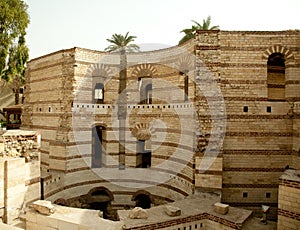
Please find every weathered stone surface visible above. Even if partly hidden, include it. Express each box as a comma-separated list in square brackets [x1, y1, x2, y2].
[164, 205, 181, 216]
[214, 202, 229, 215]
[128, 207, 148, 219]
[30, 200, 55, 216]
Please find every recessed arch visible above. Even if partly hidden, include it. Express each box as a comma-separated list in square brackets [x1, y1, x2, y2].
[86, 63, 115, 80]
[87, 64, 115, 104]
[88, 186, 114, 201]
[132, 190, 154, 209]
[87, 187, 116, 220]
[262, 45, 294, 63]
[131, 63, 157, 78]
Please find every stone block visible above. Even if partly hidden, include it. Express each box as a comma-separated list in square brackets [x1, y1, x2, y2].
[36, 213, 58, 228]
[128, 207, 148, 219]
[26, 210, 37, 223]
[214, 202, 229, 215]
[30, 200, 55, 216]
[58, 220, 79, 230]
[164, 205, 181, 216]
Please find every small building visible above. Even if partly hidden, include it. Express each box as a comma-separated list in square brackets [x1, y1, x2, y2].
[3, 105, 22, 130]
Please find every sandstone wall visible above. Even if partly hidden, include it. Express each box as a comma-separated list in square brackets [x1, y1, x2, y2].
[22, 30, 300, 218]
[193, 30, 300, 219]
[278, 170, 300, 229]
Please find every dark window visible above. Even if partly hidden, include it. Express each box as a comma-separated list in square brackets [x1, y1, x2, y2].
[266, 192, 271, 198]
[180, 71, 189, 101]
[92, 126, 105, 168]
[267, 106, 272, 113]
[134, 194, 151, 209]
[267, 53, 285, 101]
[243, 106, 248, 112]
[243, 192, 248, 198]
[136, 140, 151, 168]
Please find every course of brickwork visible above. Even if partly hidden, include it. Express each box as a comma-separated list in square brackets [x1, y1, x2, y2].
[21, 30, 300, 223]
[278, 170, 300, 229]
[194, 30, 300, 219]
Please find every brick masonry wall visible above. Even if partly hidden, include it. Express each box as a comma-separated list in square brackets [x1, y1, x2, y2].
[22, 30, 300, 218]
[195, 30, 300, 219]
[278, 170, 300, 229]
[24, 45, 197, 208]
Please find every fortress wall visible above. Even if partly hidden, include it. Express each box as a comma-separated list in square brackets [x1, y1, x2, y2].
[22, 30, 299, 216]
[207, 30, 300, 219]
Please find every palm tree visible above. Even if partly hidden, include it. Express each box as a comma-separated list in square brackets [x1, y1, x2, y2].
[179, 16, 219, 45]
[105, 32, 139, 104]
[105, 32, 139, 169]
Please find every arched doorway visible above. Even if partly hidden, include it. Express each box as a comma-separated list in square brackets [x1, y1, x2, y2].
[87, 187, 116, 220]
[133, 193, 152, 209]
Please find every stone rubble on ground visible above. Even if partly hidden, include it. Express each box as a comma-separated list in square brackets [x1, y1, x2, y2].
[164, 205, 181, 216]
[30, 200, 55, 216]
[128, 207, 148, 219]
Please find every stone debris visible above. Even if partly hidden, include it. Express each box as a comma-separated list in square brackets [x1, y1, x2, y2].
[164, 205, 181, 216]
[1, 130, 40, 161]
[214, 202, 229, 215]
[30, 200, 55, 216]
[128, 207, 148, 219]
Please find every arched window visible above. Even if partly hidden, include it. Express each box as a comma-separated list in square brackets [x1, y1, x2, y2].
[145, 84, 152, 104]
[138, 77, 152, 104]
[92, 126, 105, 168]
[184, 75, 188, 101]
[267, 53, 285, 101]
[180, 71, 188, 101]
[94, 83, 104, 104]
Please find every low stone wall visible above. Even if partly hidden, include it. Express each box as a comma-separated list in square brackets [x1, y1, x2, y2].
[26, 204, 123, 230]
[24, 196, 255, 230]
[0, 130, 41, 224]
[1, 130, 40, 161]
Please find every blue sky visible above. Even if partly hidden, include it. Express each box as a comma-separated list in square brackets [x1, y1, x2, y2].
[24, 0, 300, 59]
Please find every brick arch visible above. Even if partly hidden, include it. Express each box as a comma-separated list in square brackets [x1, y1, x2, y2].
[131, 190, 154, 203]
[87, 186, 114, 201]
[177, 55, 194, 74]
[91, 123, 107, 129]
[262, 45, 294, 63]
[86, 63, 115, 80]
[131, 63, 157, 78]
[131, 122, 151, 140]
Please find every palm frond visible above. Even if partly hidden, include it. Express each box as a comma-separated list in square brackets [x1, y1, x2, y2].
[105, 32, 140, 53]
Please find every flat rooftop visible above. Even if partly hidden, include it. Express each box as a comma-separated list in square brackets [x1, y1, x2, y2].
[118, 193, 253, 229]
